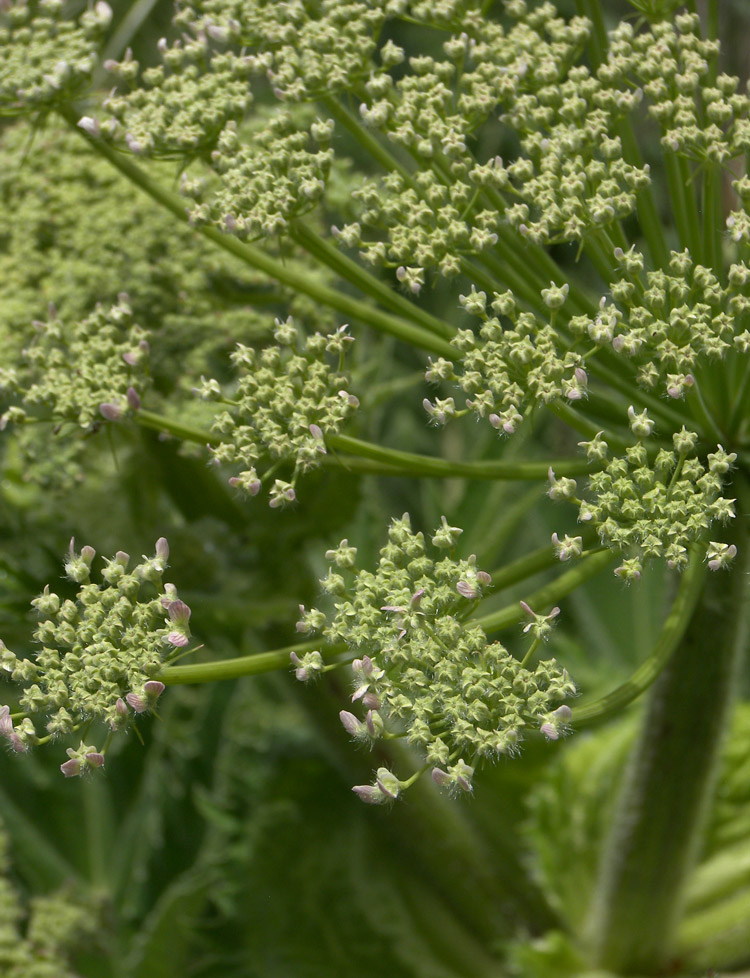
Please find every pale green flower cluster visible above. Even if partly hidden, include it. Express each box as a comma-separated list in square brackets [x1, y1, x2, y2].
[606, 13, 750, 164]
[0, 298, 149, 433]
[340, 1, 647, 268]
[178, 0, 394, 100]
[0, 821, 92, 978]
[100, 33, 252, 157]
[569, 249, 747, 398]
[554, 427, 737, 578]
[424, 284, 583, 431]
[0, 0, 110, 117]
[297, 514, 575, 801]
[182, 111, 334, 238]
[197, 318, 359, 506]
[0, 539, 188, 771]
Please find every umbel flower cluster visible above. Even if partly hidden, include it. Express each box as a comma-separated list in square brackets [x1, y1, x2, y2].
[0, 298, 149, 433]
[425, 283, 584, 432]
[0, 538, 190, 776]
[295, 514, 575, 802]
[181, 111, 334, 239]
[196, 317, 359, 506]
[569, 248, 748, 399]
[551, 425, 737, 580]
[0, 0, 111, 116]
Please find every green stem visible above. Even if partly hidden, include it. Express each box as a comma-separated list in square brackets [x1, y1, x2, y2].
[61, 108, 454, 357]
[135, 409, 217, 445]
[617, 119, 671, 270]
[664, 150, 693, 255]
[158, 640, 347, 685]
[321, 95, 412, 182]
[488, 544, 562, 593]
[475, 550, 615, 633]
[289, 219, 454, 339]
[547, 401, 632, 453]
[575, 0, 608, 68]
[589, 477, 750, 973]
[572, 547, 707, 726]
[328, 433, 594, 480]
[703, 162, 722, 281]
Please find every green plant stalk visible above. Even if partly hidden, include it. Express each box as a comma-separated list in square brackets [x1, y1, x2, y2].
[134, 409, 218, 446]
[703, 162, 722, 283]
[664, 150, 694, 257]
[133, 411, 593, 481]
[572, 547, 707, 727]
[677, 154, 703, 262]
[327, 433, 594, 480]
[575, 0, 607, 67]
[289, 219, 454, 340]
[487, 532, 597, 592]
[60, 108, 454, 357]
[588, 478, 750, 973]
[617, 120, 671, 269]
[158, 640, 347, 686]
[475, 549, 615, 633]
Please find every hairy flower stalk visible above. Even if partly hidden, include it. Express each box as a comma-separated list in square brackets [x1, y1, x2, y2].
[588, 475, 750, 972]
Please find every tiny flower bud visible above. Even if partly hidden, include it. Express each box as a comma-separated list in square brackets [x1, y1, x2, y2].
[99, 402, 122, 421]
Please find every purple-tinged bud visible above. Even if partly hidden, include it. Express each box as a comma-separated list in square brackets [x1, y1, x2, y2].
[362, 692, 381, 711]
[339, 711, 363, 737]
[338, 390, 360, 408]
[289, 652, 308, 682]
[477, 571, 492, 586]
[99, 402, 122, 421]
[78, 116, 100, 137]
[540, 722, 559, 740]
[167, 600, 191, 626]
[365, 710, 384, 738]
[60, 758, 83, 777]
[431, 767, 451, 787]
[375, 768, 400, 800]
[126, 693, 147, 713]
[85, 752, 105, 768]
[81, 546, 96, 566]
[456, 580, 478, 599]
[144, 681, 165, 699]
[352, 784, 385, 804]
[122, 352, 138, 366]
[167, 631, 189, 647]
[110, 697, 129, 729]
[155, 538, 169, 564]
[125, 133, 144, 155]
[411, 588, 425, 607]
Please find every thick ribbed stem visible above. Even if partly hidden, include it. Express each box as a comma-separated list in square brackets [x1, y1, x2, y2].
[589, 476, 750, 972]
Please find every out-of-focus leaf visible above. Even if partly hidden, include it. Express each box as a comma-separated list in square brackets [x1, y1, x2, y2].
[125, 868, 216, 978]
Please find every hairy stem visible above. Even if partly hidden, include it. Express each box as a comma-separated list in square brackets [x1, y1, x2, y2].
[572, 546, 707, 727]
[588, 477, 750, 973]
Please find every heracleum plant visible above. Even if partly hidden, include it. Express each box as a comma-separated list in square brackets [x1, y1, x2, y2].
[1, 0, 750, 974]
